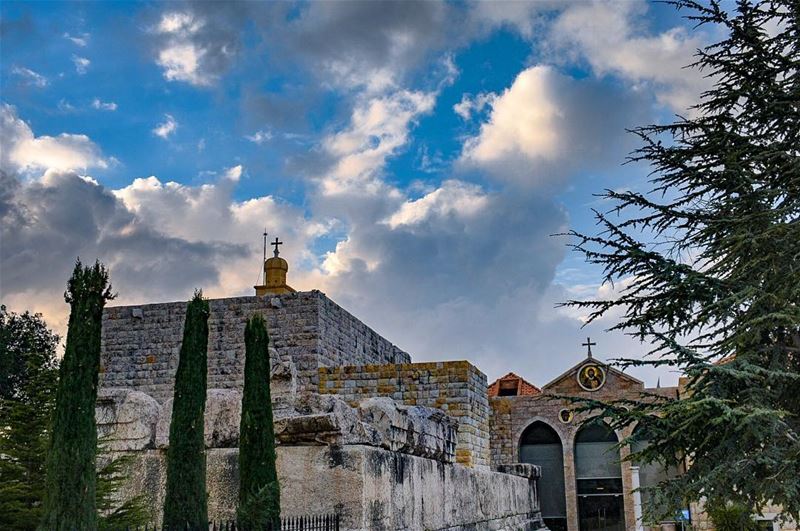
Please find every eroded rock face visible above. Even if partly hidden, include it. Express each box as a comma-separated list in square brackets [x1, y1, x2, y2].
[358, 397, 458, 463]
[155, 389, 242, 448]
[274, 394, 459, 463]
[270, 354, 299, 419]
[274, 393, 381, 446]
[96, 388, 160, 451]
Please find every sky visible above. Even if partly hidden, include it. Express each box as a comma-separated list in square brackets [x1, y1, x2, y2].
[0, 0, 717, 387]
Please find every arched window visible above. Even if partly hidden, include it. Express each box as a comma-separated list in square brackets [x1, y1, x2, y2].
[520, 421, 566, 531]
[630, 424, 683, 525]
[574, 420, 625, 531]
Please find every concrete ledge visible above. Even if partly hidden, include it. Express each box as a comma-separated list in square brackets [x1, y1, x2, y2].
[107, 445, 545, 530]
[497, 463, 542, 480]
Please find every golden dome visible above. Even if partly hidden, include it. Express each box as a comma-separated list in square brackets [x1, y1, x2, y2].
[254, 237, 295, 296]
[266, 255, 288, 271]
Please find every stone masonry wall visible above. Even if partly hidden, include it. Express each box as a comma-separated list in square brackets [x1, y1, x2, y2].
[318, 361, 490, 469]
[100, 291, 409, 404]
[110, 445, 544, 530]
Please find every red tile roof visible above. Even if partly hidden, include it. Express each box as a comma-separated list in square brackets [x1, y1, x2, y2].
[488, 372, 541, 397]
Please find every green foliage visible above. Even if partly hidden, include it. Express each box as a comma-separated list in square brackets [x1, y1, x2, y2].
[565, 0, 799, 521]
[0, 305, 59, 401]
[238, 313, 280, 526]
[0, 307, 59, 530]
[163, 290, 210, 530]
[41, 260, 114, 531]
[706, 501, 763, 531]
[238, 482, 280, 528]
[96, 453, 151, 531]
[0, 304, 145, 531]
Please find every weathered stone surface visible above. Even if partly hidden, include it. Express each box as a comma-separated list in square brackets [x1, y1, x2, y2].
[273, 394, 458, 462]
[96, 388, 160, 451]
[497, 463, 542, 480]
[270, 352, 299, 419]
[155, 389, 242, 448]
[100, 291, 410, 404]
[319, 360, 490, 468]
[357, 397, 458, 463]
[274, 393, 381, 446]
[105, 445, 546, 530]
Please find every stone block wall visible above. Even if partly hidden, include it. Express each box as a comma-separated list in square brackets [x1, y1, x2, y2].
[100, 291, 409, 403]
[109, 445, 545, 531]
[318, 361, 490, 469]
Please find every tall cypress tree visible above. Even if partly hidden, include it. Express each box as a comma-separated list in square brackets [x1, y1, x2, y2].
[40, 260, 114, 531]
[162, 291, 210, 530]
[238, 313, 280, 527]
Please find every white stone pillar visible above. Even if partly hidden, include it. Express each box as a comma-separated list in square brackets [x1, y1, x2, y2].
[631, 465, 645, 531]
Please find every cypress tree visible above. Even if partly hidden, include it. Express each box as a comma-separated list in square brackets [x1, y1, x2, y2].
[162, 291, 210, 530]
[40, 260, 114, 531]
[238, 313, 280, 527]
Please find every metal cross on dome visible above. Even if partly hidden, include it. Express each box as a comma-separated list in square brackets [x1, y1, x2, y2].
[582, 337, 596, 358]
[272, 237, 283, 257]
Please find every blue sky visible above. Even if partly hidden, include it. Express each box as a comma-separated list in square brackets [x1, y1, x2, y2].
[1, 0, 716, 385]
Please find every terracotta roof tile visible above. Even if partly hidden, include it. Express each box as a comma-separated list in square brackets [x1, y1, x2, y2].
[488, 372, 541, 397]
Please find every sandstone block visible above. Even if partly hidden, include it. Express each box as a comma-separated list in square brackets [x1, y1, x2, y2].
[96, 388, 160, 451]
[357, 397, 458, 463]
[155, 388, 242, 448]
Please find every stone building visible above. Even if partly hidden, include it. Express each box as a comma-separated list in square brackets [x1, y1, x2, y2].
[96, 243, 546, 530]
[95, 241, 796, 531]
[488, 346, 797, 531]
[488, 349, 680, 531]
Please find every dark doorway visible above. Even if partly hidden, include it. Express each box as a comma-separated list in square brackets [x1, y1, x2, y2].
[575, 421, 625, 531]
[519, 421, 567, 531]
[577, 492, 624, 531]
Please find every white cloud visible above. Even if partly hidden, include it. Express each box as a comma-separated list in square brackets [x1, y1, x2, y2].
[63, 32, 89, 46]
[461, 66, 563, 168]
[158, 12, 203, 34]
[72, 55, 90, 75]
[158, 44, 208, 86]
[1, 104, 109, 173]
[459, 65, 643, 187]
[154, 11, 214, 86]
[245, 130, 273, 144]
[152, 114, 178, 139]
[320, 89, 436, 195]
[548, 0, 709, 113]
[112, 167, 326, 298]
[11, 66, 48, 87]
[384, 180, 489, 229]
[453, 92, 495, 120]
[91, 98, 118, 111]
[58, 99, 76, 113]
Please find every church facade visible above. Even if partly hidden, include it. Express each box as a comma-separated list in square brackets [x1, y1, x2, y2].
[488, 359, 680, 531]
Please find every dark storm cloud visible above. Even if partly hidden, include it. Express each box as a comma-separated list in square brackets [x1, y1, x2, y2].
[0, 171, 247, 303]
[278, 1, 457, 81]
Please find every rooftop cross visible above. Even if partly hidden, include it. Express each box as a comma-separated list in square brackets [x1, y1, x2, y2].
[272, 237, 283, 257]
[582, 337, 597, 358]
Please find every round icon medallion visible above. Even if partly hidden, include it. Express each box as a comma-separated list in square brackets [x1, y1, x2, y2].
[558, 408, 574, 424]
[577, 363, 606, 391]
